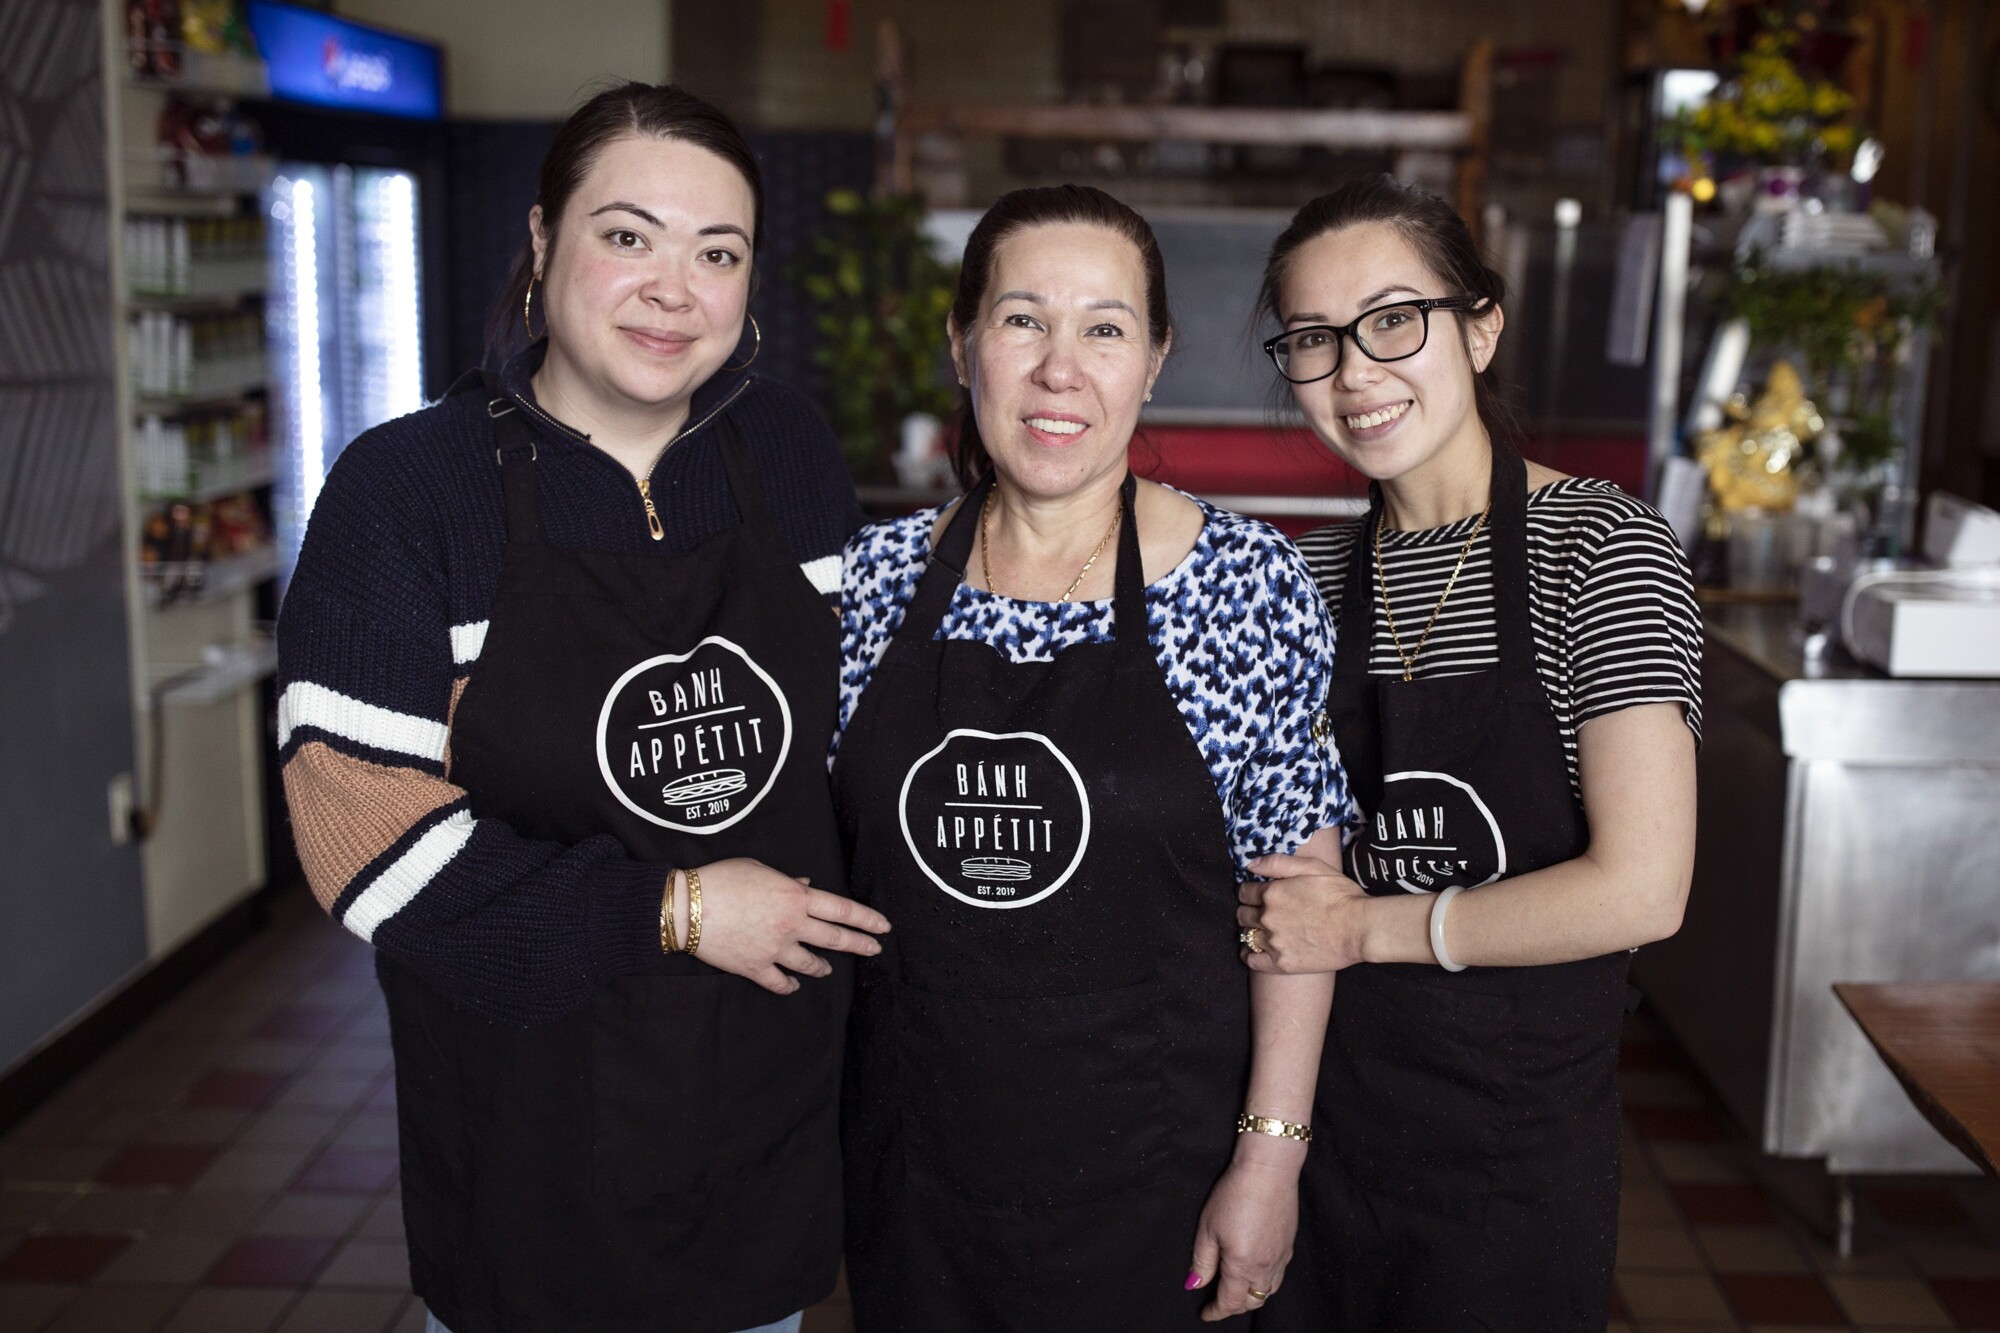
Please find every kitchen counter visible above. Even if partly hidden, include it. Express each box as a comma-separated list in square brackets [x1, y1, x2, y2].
[1632, 601, 2000, 1175]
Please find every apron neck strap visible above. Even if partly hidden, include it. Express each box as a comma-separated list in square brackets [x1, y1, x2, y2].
[1485, 440, 1534, 676]
[896, 471, 1144, 650]
[1331, 439, 1535, 680]
[897, 472, 989, 646]
[711, 409, 773, 528]
[483, 372, 545, 546]
[1108, 472, 1147, 652]
[1332, 482, 1381, 682]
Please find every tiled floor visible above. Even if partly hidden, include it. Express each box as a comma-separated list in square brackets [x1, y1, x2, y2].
[1611, 1017, 2000, 1332]
[1, 893, 1994, 1332]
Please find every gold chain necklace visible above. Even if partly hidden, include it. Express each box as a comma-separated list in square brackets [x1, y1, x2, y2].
[1374, 500, 1492, 682]
[980, 492, 1122, 603]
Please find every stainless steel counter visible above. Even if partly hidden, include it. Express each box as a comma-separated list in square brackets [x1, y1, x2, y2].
[1632, 602, 2000, 1174]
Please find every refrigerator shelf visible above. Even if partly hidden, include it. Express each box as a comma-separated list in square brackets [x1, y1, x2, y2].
[133, 389, 266, 417]
[130, 257, 268, 306]
[152, 638, 279, 708]
[143, 546, 280, 608]
[126, 151, 276, 199]
[123, 48, 271, 98]
[140, 452, 277, 507]
[129, 288, 266, 312]
[131, 352, 268, 404]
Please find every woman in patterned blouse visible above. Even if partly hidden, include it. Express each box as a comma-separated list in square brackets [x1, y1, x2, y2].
[829, 185, 1356, 1329]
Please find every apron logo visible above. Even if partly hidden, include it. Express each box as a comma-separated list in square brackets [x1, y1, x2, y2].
[595, 636, 793, 834]
[898, 729, 1091, 910]
[1351, 770, 1507, 895]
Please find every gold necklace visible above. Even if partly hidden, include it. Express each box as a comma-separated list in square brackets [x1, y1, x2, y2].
[980, 492, 1122, 603]
[1374, 499, 1491, 682]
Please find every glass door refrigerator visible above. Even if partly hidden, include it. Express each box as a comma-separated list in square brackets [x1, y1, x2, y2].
[265, 162, 426, 577]
[244, 1, 447, 581]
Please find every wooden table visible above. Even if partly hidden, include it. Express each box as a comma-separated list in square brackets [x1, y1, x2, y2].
[1834, 982, 2000, 1178]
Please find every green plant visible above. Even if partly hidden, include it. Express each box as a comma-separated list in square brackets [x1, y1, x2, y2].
[793, 189, 959, 477]
[1716, 253, 1943, 472]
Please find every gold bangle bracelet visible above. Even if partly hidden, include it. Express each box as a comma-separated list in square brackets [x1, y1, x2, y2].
[659, 869, 680, 955]
[1237, 1113, 1313, 1144]
[683, 866, 703, 956]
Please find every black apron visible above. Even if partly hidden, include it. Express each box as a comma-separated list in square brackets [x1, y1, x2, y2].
[379, 383, 850, 1333]
[1261, 444, 1627, 1333]
[832, 475, 1250, 1333]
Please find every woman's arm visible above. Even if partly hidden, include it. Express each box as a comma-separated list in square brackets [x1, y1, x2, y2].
[1190, 851, 1337, 1317]
[1243, 702, 1696, 973]
[1188, 973, 1334, 1319]
[282, 426, 884, 1024]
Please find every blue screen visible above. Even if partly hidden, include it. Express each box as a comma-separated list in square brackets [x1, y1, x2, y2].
[246, 2, 443, 121]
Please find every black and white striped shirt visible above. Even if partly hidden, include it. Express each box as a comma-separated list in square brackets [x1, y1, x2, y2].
[1296, 477, 1703, 798]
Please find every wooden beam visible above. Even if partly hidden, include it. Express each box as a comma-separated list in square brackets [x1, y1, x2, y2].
[898, 102, 1474, 153]
[1456, 37, 1495, 237]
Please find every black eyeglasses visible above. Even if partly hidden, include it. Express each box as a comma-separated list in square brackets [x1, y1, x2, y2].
[1263, 297, 1482, 385]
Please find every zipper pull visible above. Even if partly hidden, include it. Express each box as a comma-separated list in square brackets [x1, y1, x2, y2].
[636, 477, 664, 541]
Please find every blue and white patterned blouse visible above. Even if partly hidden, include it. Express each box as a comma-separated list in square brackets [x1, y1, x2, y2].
[835, 494, 1359, 874]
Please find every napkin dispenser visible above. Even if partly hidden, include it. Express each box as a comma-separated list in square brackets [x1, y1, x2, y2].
[1842, 566, 2000, 677]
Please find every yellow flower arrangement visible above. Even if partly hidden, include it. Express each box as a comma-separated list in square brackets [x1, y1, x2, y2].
[1673, 31, 1857, 168]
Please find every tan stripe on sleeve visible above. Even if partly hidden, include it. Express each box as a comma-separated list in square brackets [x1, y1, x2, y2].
[284, 741, 464, 911]
[443, 675, 469, 779]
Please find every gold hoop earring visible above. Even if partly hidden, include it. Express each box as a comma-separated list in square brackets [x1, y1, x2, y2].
[724, 314, 761, 372]
[522, 274, 545, 341]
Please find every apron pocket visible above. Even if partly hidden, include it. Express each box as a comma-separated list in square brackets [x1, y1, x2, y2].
[712, 969, 845, 1175]
[590, 971, 726, 1198]
[895, 979, 1165, 1209]
[1332, 966, 1519, 1228]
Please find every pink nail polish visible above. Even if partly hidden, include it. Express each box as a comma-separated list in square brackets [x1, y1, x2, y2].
[1184, 1272, 1202, 1291]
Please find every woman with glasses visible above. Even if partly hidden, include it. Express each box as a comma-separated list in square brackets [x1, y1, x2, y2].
[1235, 175, 1702, 1331]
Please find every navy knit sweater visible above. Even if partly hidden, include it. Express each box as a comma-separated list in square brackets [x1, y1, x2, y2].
[276, 344, 861, 1023]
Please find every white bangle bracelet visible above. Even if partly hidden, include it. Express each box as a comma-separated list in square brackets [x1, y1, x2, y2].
[1429, 885, 1468, 972]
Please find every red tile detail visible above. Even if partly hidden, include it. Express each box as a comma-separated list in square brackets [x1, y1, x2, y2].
[0, 1234, 133, 1283]
[1933, 1277, 2000, 1328]
[293, 1147, 397, 1194]
[1618, 1038, 1682, 1071]
[1671, 1183, 1777, 1226]
[204, 1235, 337, 1287]
[1626, 1105, 1730, 1142]
[187, 1070, 293, 1110]
[255, 1006, 349, 1041]
[1717, 1272, 1844, 1324]
[96, 1143, 220, 1188]
[1866, 1184, 1971, 1229]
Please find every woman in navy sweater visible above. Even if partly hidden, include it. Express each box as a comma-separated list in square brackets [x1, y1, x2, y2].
[276, 83, 887, 1333]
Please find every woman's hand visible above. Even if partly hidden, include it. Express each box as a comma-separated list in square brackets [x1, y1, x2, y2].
[1238, 851, 1370, 975]
[1187, 1143, 1303, 1320]
[688, 858, 890, 994]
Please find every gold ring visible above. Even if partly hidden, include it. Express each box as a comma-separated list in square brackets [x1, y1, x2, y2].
[1240, 927, 1265, 954]
[1247, 1288, 1271, 1302]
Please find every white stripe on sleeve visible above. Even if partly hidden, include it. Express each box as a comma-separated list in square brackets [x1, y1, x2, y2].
[800, 555, 840, 595]
[277, 680, 451, 762]
[341, 808, 477, 942]
[450, 620, 489, 665]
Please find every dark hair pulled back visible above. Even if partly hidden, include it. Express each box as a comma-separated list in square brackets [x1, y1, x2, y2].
[947, 184, 1172, 489]
[485, 82, 764, 365]
[1256, 174, 1519, 448]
